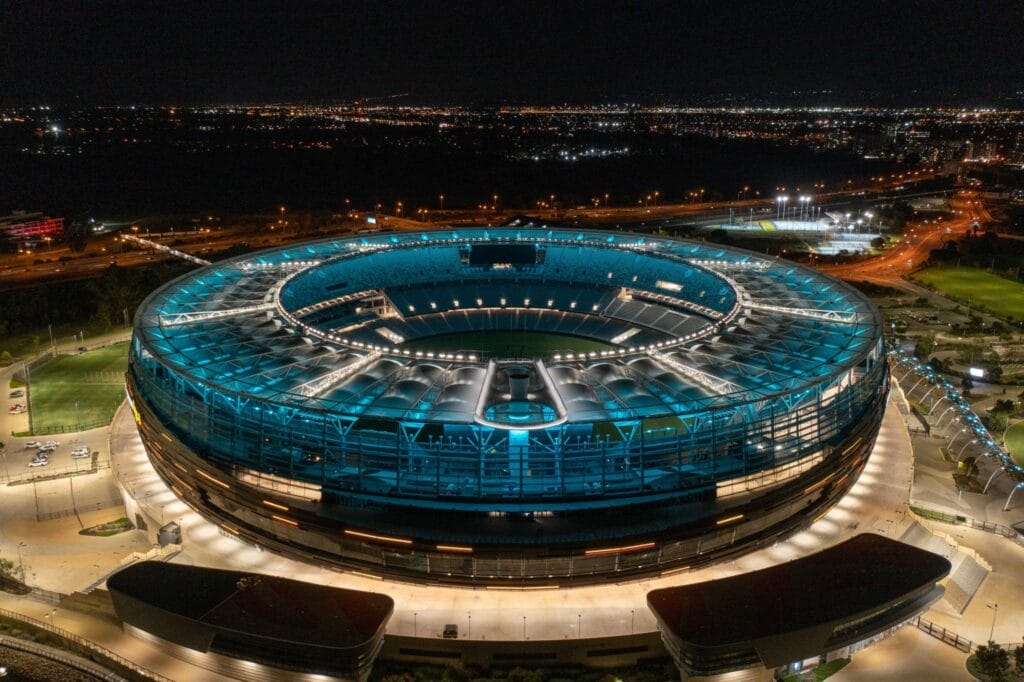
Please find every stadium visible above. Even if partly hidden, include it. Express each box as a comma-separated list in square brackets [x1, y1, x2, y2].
[126, 227, 887, 585]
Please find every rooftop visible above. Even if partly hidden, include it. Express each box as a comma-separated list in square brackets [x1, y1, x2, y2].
[108, 561, 393, 650]
[647, 534, 950, 647]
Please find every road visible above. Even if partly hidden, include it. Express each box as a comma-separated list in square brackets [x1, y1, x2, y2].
[820, 192, 984, 285]
[0, 172, 945, 289]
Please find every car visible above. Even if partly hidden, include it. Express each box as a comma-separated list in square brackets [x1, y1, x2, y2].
[27, 458, 48, 467]
[24, 441, 40, 449]
[38, 446, 56, 455]
[9, 390, 23, 398]
[71, 447, 91, 458]
[442, 624, 459, 639]
[43, 440, 60, 448]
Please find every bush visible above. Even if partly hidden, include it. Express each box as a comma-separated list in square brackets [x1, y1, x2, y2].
[975, 641, 1011, 681]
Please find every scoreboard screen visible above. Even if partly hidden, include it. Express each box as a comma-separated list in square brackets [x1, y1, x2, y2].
[468, 244, 539, 266]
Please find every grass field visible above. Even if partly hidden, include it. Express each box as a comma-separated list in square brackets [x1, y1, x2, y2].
[400, 331, 612, 359]
[1007, 420, 1024, 468]
[25, 342, 129, 432]
[912, 266, 1024, 320]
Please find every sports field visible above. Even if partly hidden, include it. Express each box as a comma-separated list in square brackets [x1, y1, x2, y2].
[26, 342, 129, 432]
[1007, 420, 1024, 468]
[400, 331, 612, 359]
[912, 267, 1024, 320]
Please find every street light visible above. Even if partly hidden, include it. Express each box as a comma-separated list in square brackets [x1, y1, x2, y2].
[16, 542, 26, 583]
[988, 602, 999, 641]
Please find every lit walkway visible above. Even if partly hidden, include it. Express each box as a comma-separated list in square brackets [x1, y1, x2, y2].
[109, 397, 916, 641]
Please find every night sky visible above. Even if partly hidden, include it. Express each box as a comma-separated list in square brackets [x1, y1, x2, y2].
[2, 0, 1022, 105]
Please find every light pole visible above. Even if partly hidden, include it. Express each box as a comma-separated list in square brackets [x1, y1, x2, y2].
[577, 613, 581, 639]
[523, 615, 527, 640]
[439, 194, 445, 211]
[16, 542, 26, 583]
[988, 602, 998, 641]
[467, 612, 471, 640]
[413, 612, 417, 637]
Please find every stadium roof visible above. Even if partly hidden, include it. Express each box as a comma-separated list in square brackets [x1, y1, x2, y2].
[134, 228, 882, 424]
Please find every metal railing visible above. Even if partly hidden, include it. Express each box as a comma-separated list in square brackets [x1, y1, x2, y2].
[913, 615, 973, 652]
[0, 606, 174, 681]
[2, 459, 110, 486]
[0, 634, 126, 681]
[36, 497, 124, 523]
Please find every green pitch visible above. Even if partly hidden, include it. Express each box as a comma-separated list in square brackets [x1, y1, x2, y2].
[1006, 421, 1024, 468]
[912, 267, 1024, 320]
[399, 331, 612, 359]
[26, 342, 129, 432]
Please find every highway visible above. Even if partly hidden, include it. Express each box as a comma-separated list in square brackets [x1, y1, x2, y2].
[821, 191, 985, 285]
[0, 171, 945, 289]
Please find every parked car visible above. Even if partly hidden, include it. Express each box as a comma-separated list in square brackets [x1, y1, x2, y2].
[9, 390, 24, 398]
[24, 441, 40, 449]
[43, 440, 60, 448]
[71, 446, 91, 458]
[27, 458, 48, 467]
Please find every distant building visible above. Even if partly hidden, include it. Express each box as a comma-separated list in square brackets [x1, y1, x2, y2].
[853, 132, 883, 158]
[0, 211, 63, 246]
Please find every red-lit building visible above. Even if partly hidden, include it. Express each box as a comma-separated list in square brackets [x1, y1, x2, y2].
[0, 211, 64, 245]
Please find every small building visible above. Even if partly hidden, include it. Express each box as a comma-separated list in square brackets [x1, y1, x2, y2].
[0, 211, 63, 248]
[647, 534, 950, 681]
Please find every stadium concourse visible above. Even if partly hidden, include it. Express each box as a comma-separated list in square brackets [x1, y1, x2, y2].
[109, 379, 914, 643]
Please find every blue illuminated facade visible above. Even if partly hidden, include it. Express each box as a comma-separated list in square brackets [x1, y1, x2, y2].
[128, 228, 886, 582]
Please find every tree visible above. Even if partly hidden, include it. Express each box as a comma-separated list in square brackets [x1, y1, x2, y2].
[992, 399, 1015, 415]
[0, 557, 23, 582]
[0, 350, 11, 367]
[913, 333, 936, 359]
[976, 641, 1011, 681]
[1014, 640, 1024, 674]
[64, 219, 92, 253]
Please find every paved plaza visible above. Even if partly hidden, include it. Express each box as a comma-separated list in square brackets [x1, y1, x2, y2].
[3, 356, 1022, 680]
